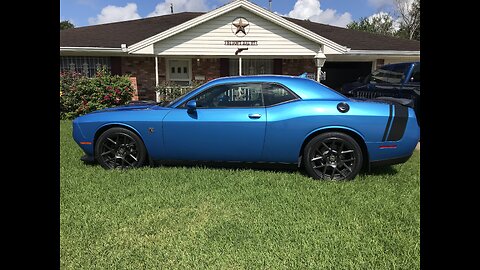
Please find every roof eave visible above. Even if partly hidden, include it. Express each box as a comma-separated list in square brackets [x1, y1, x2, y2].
[60, 47, 125, 55]
[346, 50, 420, 56]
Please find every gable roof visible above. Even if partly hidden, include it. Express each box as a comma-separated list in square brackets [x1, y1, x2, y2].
[60, 12, 203, 48]
[60, 12, 419, 52]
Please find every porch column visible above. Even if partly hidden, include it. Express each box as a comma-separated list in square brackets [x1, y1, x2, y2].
[239, 57, 242, 76]
[155, 56, 159, 102]
[155, 56, 159, 86]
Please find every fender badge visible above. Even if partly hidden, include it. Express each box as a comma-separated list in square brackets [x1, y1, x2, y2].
[148, 127, 154, 133]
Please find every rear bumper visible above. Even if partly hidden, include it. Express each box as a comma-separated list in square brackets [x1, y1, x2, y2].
[80, 154, 95, 163]
[370, 154, 412, 168]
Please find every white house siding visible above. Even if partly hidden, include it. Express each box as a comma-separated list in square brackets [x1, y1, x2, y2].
[153, 8, 323, 57]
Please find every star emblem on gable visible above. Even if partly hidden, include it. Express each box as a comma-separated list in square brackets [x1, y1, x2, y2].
[231, 17, 250, 37]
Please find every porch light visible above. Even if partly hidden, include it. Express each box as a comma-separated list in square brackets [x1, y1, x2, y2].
[314, 52, 327, 82]
[314, 52, 326, 67]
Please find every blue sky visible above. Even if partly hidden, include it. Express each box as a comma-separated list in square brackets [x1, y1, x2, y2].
[60, 0, 396, 28]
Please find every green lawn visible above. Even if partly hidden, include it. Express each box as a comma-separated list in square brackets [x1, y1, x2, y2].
[60, 120, 420, 269]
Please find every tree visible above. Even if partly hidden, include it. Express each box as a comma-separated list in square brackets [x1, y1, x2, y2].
[347, 12, 396, 36]
[60, 20, 74, 30]
[347, 0, 420, 41]
[395, 0, 420, 40]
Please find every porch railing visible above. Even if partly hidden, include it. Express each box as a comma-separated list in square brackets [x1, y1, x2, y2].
[155, 85, 196, 103]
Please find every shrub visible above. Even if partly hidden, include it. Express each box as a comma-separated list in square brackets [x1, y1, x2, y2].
[60, 68, 135, 119]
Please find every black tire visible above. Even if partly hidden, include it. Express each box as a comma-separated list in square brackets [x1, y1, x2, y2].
[303, 132, 363, 180]
[95, 127, 147, 169]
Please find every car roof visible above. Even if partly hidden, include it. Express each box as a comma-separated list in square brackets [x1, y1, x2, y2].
[168, 75, 348, 107]
[194, 75, 348, 101]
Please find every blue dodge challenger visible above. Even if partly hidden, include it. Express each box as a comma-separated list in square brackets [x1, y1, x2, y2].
[72, 75, 420, 180]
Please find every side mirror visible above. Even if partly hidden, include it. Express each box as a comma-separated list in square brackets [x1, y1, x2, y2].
[186, 100, 197, 113]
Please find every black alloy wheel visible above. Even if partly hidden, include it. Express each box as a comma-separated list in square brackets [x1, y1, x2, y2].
[95, 127, 147, 169]
[303, 132, 363, 180]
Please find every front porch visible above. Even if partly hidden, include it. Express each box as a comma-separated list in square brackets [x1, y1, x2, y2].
[118, 56, 319, 101]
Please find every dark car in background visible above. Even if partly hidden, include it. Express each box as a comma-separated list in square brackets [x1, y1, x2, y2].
[340, 62, 420, 124]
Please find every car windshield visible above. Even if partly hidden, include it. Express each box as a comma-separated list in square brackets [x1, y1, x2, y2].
[162, 85, 202, 107]
[366, 63, 411, 84]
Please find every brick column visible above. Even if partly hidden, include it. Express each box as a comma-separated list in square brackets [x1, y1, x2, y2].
[129, 77, 139, 101]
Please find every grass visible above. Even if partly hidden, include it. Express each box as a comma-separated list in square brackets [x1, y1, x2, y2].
[60, 120, 420, 269]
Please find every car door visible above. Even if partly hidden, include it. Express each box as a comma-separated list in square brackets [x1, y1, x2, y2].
[162, 83, 266, 162]
[261, 83, 302, 163]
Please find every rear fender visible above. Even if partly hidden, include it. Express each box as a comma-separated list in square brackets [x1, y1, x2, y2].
[299, 126, 369, 168]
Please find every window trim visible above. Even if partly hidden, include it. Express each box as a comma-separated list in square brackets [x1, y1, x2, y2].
[176, 81, 301, 109]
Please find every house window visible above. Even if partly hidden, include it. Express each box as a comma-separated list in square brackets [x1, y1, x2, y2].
[168, 59, 190, 86]
[229, 59, 273, 76]
[60, 56, 111, 77]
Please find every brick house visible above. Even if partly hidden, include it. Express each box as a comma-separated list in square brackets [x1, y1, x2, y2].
[60, 0, 419, 101]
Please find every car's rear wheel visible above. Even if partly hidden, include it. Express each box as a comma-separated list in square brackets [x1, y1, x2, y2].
[303, 132, 363, 180]
[95, 127, 147, 169]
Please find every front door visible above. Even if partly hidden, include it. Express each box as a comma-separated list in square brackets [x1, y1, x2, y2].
[168, 59, 190, 86]
[163, 83, 266, 162]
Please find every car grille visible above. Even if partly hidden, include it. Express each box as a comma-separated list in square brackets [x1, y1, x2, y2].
[354, 91, 379, 99]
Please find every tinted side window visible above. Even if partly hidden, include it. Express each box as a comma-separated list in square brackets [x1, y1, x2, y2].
[262, 83, 297, 106]
[183, 83, 263, 108]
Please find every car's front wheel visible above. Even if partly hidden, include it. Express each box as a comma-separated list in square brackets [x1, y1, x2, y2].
[95, 127, 147, 169]
[303, 132, 363, 180]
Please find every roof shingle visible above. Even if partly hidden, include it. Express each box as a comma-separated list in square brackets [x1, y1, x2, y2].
[60, 12, 419, 51]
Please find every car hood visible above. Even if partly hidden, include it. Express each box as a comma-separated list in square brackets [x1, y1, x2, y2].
[91, 103, 168, 113]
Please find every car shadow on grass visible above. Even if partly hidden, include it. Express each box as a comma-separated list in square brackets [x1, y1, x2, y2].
[154, 160, 300, 173]
[360, 165, 398, 176]
[81, 159, 398, 177]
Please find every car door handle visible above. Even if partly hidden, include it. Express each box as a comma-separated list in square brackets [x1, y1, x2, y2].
[248, 113, 262, 119]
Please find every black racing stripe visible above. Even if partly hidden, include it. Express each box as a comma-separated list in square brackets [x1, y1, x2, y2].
[387, 105, 409, 141]
[382, 104, 393, 142]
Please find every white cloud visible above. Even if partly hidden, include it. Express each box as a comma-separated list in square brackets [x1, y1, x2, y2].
[287, 0, 352, 27]
[148, 0, 210, 17]
[88, 3, 141, 25]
